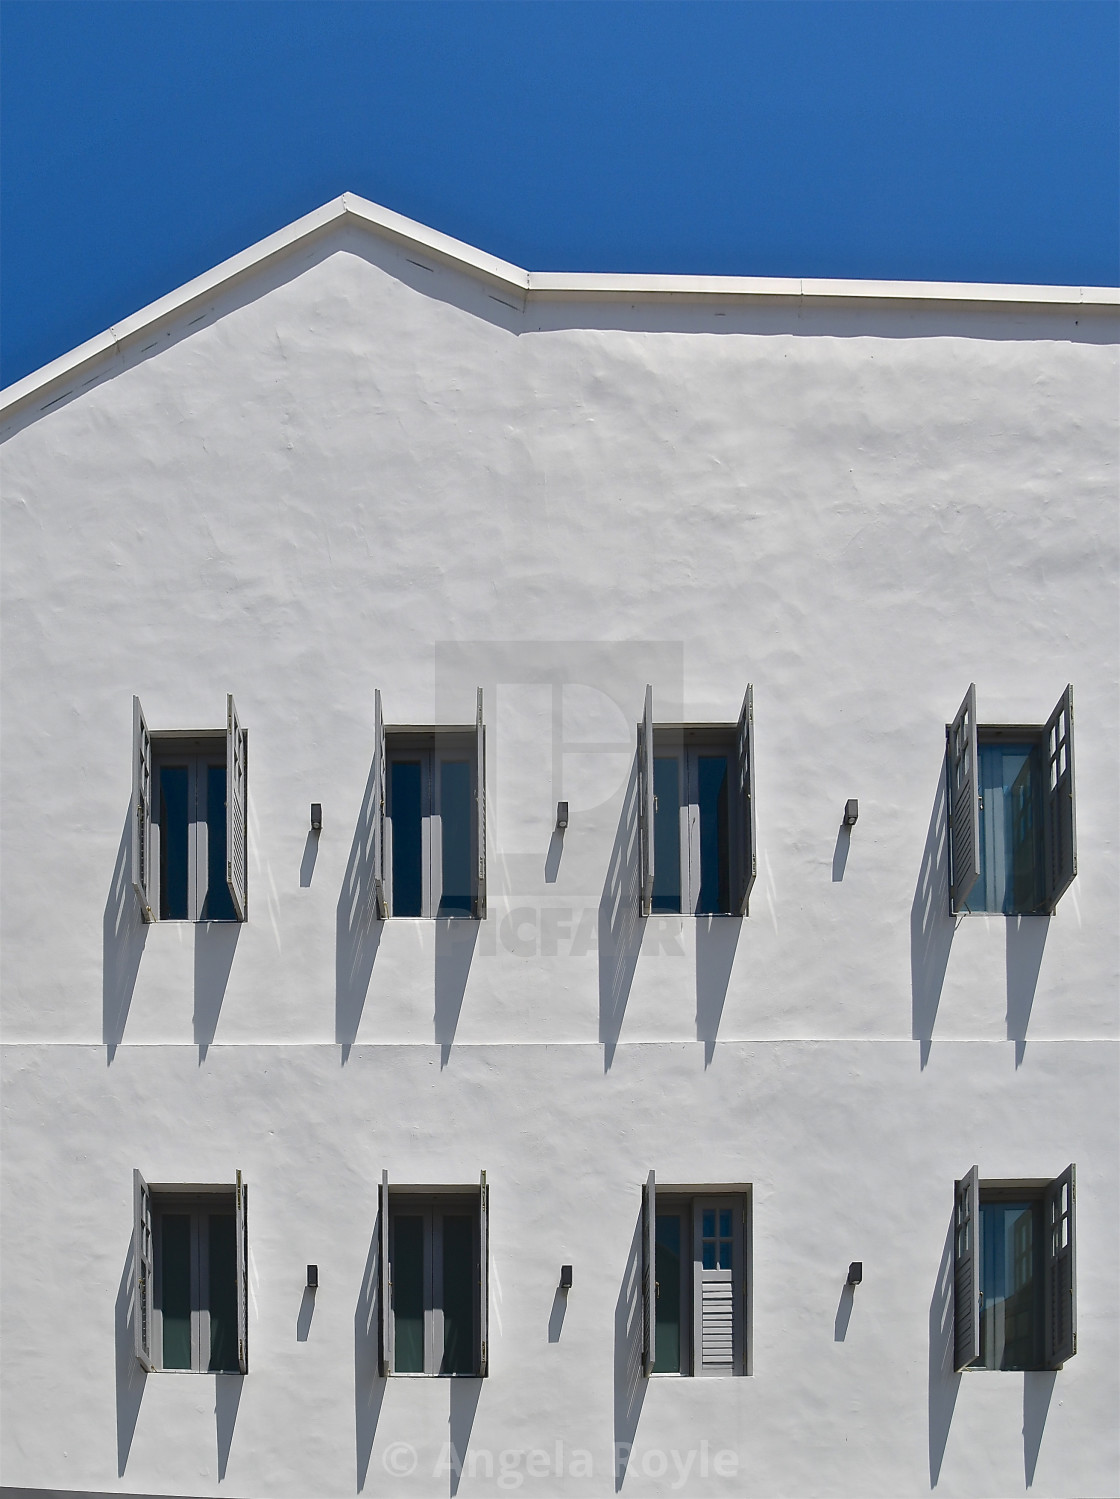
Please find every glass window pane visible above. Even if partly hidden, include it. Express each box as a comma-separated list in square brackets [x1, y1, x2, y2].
[158, 766, 189, 920]
[202, 765, 236, 921]
[390, 762, 424, 917]
[697, 755, 731, 913]
[392, 1215, 425, 1372]
[652, 758, 681, 912]
[654, 1214, 682, 1373]
[440, 1215, 475, 1374]
[977, 1200, 1042, 1370]
[702, 1209, 715, 1238]
[718, 1209, 732, 1238]
[160, 1213, 192, 1369]
[207, 1212, 239, 1372]
[966, 743, 1044, 915]
[439, 761, 472, 915]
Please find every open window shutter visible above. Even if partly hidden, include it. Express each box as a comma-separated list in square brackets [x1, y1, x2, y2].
[132, 697, 153, 922]
[133, 1168, 154, 1371]
[693, 1202, 738, 1377]
[373, 689, 387, 919]
[474, 689, 487, 920]
[1042, 686, 1077, 912]
[235, 1169, 249, 1373]
[638, 686, 655, 917]
[479, 1169, 490, 1376]
[953, 1165, 981, 1371]
[226, 694, 248, 921]
[641, 1170, 655, 1376]
[735, 685, 757, 915]
[947, 685, 980, 913]
[379, 1171, 391, 1375]
[1044, 1164, 1076, 1367]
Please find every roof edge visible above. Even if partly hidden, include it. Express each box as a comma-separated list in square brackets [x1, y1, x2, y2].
[3, 191, 1118, 420]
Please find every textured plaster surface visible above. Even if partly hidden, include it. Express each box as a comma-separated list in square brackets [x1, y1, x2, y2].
[1, 229, 1117, 1497]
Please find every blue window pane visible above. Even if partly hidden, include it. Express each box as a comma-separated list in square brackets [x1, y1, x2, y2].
[702, 1241, 716, 1271]
[392, 1215, 425, 1372]
[697, 755, 730, 913]
[390, 762, 423, 916]
[439, 761, 472, 915]
[651, 758, 681, 912]
[965, 742, 1044, 915]
[654, 1213, 682, 1372]
[160, 1213, 192, 1368]
[440, 1214, 475, 1373]
[977, 1200, 1042, 1370]
[158, 766, 189, 920]
[202, 765, 236, 921]
[702, 1209, 715, 1238]
[719, 1209, 732, 1238]
[207, 1213, 239, 1371]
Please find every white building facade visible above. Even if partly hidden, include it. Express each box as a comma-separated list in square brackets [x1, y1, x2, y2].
[1, 196, 1117, 1498]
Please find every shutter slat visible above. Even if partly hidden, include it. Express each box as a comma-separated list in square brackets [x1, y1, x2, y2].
[735, 685, 757, 915]
[948, 686, 980, 912]
[373, 689, 387, 919]
[639, 686, 655, 916]
[226, 694, 248, 921]
[1042, 686, 1077, 911]
[1044, 1163, 1077, 1366]
[131, 698, 153, 921]
[479, 1169, 490, 1376]
[133, 1168, 154, 1371]
[474, 689, 487, 920]
[235, 1169, 249, 1373]
[379, 1171, 391, 1375]
[642, 1171, 655, 1376]
[953, 1166, 980, 1370]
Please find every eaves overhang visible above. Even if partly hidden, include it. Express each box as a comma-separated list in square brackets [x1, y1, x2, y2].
[2, 190, 1117, 423]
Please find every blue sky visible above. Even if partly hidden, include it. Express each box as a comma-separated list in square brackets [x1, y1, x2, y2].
[2, 1, 1117, 389]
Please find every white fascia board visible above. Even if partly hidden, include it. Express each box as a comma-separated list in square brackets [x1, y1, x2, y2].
[3, 190, 1118, 420]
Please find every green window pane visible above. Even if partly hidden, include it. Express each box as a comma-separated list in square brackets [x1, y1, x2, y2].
[207, 1213, 239, 1372]
[390, 763, 423, 916]
[697, 755, 730, 913]
[202, 765, 236, 921]
[158, 766, 189, 920]
[654, 1213, 682, 1373]
[160, 1213, 192, 1369]
[393, 1216, 425, 1372]
[441, 1215, 475, 1374]
[651, 758, 681, 913]
[439, 762, 472, 914]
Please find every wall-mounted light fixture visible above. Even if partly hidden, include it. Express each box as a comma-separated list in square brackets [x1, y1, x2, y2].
[556, 801, 569, 831]
[559, 1264, 573, 1291]
[846, 1262, 862, 1286]
[306, 1264, 319, 1290]
[843, 799, 859, 828]
[310, 803, 323, 833]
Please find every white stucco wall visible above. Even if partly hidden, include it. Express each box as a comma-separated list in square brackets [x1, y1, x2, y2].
[1, 218, 1117, 1498]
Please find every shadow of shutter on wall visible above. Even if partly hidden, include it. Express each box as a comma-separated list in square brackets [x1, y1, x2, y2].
[1044, 1164, 1076, 1367]
[474, 689, 487, 920]
[133, 1168, 154, 1371]
[373, 689, 387, 919]
[953, 1166, 980, 1371]
[379, 1171, 391, 1375]
[132, 697, 153, 922]
[947, 685, 980, 913]
[1042, 686, 1076, 913]
[479, 1169, 490, 1376]
[235, 1169, 249, 1374]
[735, 684, 757, 916]
[641, 1170, 655, 1376]
[639, 687, 655, 918]
[226, 694, 248, 921]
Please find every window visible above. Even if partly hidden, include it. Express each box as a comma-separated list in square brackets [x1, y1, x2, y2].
[637, 685, 756, 917]
[132, 695, 247, 922]
[953, 1165, 1076, 1372]
[947, 685, 1075, 915]
[133, 1169, 248, 1373]
[642, 1173, 749, 1377]
[379, 1171, 489, 1376]
[371, 687, 486, 920]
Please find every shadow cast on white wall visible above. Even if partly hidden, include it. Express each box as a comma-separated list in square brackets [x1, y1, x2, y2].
[194, 923, 240, 1060]
[114, 1236, 146, 1475]
[1023, 1370, 1057, 1487]
[337, 756, 383, 1062]
[354, 1213, 385, 1491]
[613, 1204, 648, 1492]
[448, 1379, 483, 1496]
[103, 809, 148, 1063]
[1006, 917, 1049, 1067]
[598, 760, 642, 1072]
[215, 1373, 243, 1481]
[928, 1215, 960, 1486]
[911, 772, 955, 1069]
[435, 919, 478, 1067]
[696, 916, 740, 1066]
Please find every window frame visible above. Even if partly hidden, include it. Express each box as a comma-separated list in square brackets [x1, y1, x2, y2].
[651, 730, 741, 917]
[384, 730, 478, 919]
[150, 735, 232, 922]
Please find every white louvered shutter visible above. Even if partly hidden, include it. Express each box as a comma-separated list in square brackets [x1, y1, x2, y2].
[692, 1199, 740, 1376]
[132, 697, 153, 921]
[641, 1171, 655, 1376]
[1042, 686, 1077, 912]
[948, 685, 980, 913]
[953, 1166, 980, 1371]
[373, 689, 387, 919]
[235, 1169, 249, 1373]
[379, 1171, 391, 1375]
[639, 686, 655, 917]
[474, 689, 487, 920]
[226, 694, 248, 921]
[1044, 1164, 1076, 1367]
[133, 1169, 154, 1370]
[479, 1169, 490, 1376]
[735, 685, 757, 915]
